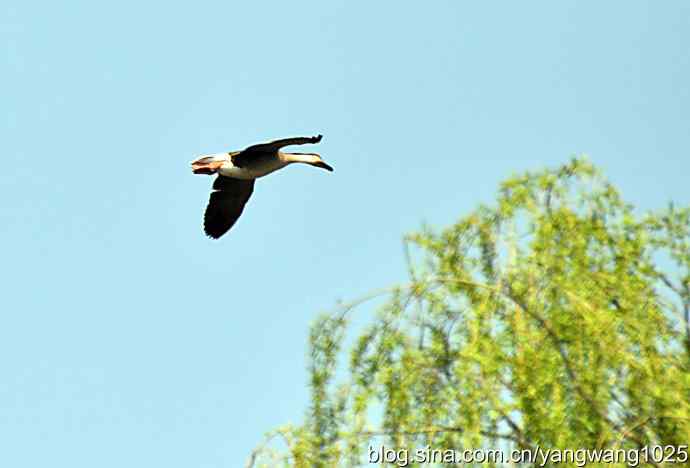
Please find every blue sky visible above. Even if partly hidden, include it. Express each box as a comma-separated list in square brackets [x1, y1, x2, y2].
[2, 1, 689, 466]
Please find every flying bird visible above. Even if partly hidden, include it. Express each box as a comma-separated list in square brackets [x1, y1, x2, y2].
[191, 135, 332, 239]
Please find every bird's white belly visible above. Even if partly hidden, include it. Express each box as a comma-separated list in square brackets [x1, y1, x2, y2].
[218, 165, 260, 179]
[219, 159, 287, 179]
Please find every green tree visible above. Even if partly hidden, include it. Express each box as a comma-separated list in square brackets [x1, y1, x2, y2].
[248, 158, 690, 467]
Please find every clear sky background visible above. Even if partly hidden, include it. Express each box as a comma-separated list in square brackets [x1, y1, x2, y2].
[2, 1, 689, 466]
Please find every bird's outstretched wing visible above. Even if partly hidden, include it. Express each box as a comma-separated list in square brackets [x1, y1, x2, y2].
[233, 135, 323, 168]
[203, 176, 255, 239]
[242, 135, 322, 154]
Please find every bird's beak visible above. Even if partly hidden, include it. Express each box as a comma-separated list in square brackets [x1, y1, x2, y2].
[313, 161, 334, 172]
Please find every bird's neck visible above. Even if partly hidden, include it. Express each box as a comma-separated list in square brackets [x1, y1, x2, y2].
[280, 152, 320, 165]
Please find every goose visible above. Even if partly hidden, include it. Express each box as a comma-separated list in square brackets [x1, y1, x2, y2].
[191, 134, 332, 239]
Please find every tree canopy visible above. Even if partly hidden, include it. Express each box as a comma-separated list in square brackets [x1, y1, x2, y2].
[248, 158, 690, 467]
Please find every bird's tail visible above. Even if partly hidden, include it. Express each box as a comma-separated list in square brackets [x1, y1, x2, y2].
[191, 154, 227, 175]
